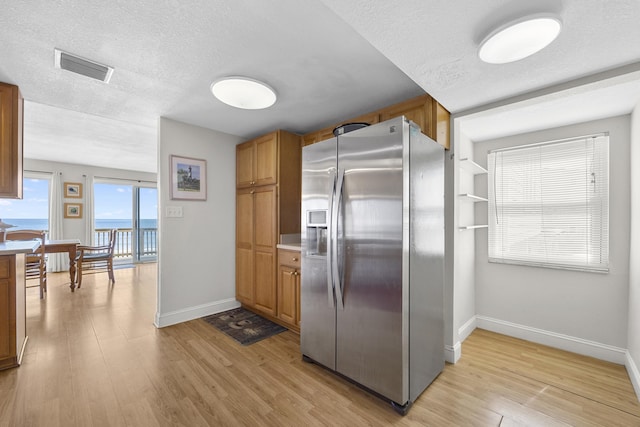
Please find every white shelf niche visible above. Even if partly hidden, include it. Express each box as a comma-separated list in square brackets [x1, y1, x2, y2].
[458, 193, 488, 202]
[458, 224, 489, 230]
[459, 158, 488, 175]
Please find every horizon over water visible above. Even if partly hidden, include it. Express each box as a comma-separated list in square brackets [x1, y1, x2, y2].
[2, 218, 158, 231]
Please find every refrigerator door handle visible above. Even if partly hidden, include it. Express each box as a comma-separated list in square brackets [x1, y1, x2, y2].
[326, 168, 337, 308]
[333, 168, 345, 310]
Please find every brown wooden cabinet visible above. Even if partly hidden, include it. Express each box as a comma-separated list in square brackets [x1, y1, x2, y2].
[0, 82, 23, 199]
[302, 94, 450, 150]
[236, 185, 278, 314]
[0, 254, 26, 370]
[235, 188, 255, 306]
[302, 112, 381, 147]
[277, 248, 301, 331]
[236, 132, 278, 188]
[379, 95, 436, 138]
[235, 130, 301, 320]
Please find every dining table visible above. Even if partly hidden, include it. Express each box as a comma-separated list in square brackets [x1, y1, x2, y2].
[44, 239, 81, 291]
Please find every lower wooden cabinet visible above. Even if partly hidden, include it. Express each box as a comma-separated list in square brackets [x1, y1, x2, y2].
[0, 254, 26, 371]
[277, 249, 301, 332]
[236, 185, 278, 316]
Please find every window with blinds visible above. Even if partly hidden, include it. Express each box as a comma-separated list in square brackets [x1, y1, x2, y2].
[488, 134, 609, 272]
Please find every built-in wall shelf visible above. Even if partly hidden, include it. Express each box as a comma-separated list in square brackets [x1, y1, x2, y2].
[458, 193, 488, 202]
[459, 224, 489, 230]
[459, 158, 488, 175]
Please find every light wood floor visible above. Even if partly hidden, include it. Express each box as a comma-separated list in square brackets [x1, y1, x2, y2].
[1, 266, 639, 426]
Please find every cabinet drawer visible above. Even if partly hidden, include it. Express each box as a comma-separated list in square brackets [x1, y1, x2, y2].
[0, 257, 10, 279]
[278, 249, 300, 269]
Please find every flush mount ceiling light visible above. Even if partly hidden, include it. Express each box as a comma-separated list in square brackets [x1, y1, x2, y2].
[478, 14, 562, 64]
[210, 77, 277, 109]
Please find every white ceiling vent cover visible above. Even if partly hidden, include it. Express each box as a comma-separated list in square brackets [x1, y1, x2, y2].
[54, 48, 114, 83]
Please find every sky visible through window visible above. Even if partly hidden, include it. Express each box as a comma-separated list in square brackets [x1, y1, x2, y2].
[0, 178, 49, 219]
[93, 184, 157, 221]
[0, 180, 157, 224]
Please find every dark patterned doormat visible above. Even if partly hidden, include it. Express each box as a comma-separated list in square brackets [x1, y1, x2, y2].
[202, 307, 287, 346]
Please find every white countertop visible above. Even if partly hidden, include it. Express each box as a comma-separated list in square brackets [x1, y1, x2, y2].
[0, 240, 40, 255]
[277, 243, 301, 251]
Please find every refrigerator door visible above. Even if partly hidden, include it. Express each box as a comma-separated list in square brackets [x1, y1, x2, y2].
[301, 137, 337, 370]
[335, 117, 407, 403]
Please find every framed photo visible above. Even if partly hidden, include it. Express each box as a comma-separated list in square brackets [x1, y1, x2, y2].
[64, 182, 83, 198]
[64, 203, 83, 219]
[170, 155, 207, 200]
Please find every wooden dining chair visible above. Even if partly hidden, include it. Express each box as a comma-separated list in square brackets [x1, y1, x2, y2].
[76, 228, 117, 288]
[6, 230, 48, 299]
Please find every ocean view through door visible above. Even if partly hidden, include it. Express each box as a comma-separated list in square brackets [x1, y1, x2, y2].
[94, 181, 157, 263]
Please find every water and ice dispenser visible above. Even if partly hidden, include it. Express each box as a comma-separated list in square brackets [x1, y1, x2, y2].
[306, 209, 327, 256]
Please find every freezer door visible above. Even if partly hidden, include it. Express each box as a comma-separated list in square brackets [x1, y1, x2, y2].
[335, 117, 407, 403]
[301, 137, 337, 370]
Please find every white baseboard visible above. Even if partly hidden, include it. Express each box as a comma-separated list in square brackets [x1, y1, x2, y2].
[458, 316, 477, 342]
[476, 315, 627, 364]
[626, 351, 640, 402]
[154, 298, 240, 328]
[445, 342, 461, 364]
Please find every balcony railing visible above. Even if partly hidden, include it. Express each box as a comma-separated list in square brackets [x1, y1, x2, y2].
[95, 227, 157, 259]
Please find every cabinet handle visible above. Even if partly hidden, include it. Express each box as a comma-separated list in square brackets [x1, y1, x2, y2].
[292, 257, 298, 262]
[250, 190, 255, 194]
[251, 181, 256, 185]
[293, 271, 298, 276]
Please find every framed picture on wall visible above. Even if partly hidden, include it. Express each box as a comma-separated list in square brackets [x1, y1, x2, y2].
[64, 203, 83, 219]
[64, 182, 83, 198]
[170, 155, 207, 200]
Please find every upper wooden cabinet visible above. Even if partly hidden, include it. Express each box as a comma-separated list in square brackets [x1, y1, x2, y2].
[0, 82, 23, 199]
[236, 132, 278, 188]
[302, 94, 450, 150]
[302, 112, 380, 147]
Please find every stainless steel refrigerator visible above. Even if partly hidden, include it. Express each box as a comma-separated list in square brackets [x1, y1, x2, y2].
[300, 116, 445, 414]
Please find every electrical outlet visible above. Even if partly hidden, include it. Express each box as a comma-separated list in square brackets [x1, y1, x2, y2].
[166, 206, 183, 218]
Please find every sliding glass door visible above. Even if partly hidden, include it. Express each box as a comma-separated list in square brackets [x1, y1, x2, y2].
[136, 187, 158, 262]
[93, 181, 157, 263]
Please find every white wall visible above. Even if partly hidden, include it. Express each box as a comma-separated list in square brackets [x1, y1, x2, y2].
[156, 117, 242, 327]
[628, 102, 640, 396]
[23, 158, 156, 244]
[473, 115, 631, 363]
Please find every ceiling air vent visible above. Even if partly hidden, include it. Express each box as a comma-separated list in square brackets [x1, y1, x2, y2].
[54, 48, 114, 83]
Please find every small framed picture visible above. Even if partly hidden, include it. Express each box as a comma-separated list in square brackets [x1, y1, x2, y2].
[170, 155, 207, 201]
[64, 182, 83, 198]
[64, 203, 83, 219]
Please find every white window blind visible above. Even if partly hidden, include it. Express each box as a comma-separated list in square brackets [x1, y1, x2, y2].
[488, 134, 609, 272]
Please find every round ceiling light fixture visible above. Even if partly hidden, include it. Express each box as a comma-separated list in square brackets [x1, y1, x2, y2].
[478, 14, 562, 64]
[210, 76, 277, 109]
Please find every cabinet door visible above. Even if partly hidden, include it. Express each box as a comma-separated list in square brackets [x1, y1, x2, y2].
[0, 256, 16, 368]
[278, 265, 297, 325]
[295, 271, 300, 327]
[254, 186, 277, 251]
[236, 140, 255, 188]
[252, 185, 277, 315]
[0, 83, 23, 198]
[236, 189, 254, 304]
[0, 277, 11, 360]
[254, 132, 278, 186]
[254, 250, 276, 316]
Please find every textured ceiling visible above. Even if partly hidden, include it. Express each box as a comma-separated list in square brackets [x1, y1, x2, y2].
[320, 0, 640, 112]
[1, 0, 640, 174]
